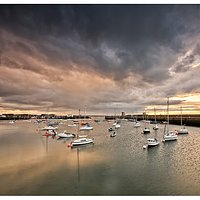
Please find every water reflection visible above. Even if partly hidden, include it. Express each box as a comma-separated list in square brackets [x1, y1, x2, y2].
[0, 120, 200, 195]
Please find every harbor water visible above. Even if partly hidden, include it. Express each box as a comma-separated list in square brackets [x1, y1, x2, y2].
[0, 119, 200, 195]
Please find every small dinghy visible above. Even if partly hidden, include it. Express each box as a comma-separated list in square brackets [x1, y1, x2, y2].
[108, 127, 115, 132]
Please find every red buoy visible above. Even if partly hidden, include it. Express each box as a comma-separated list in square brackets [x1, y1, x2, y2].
[67, 143, 72, 148]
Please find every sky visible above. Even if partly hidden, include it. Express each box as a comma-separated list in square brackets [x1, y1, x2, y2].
[1, 5, 200, 115]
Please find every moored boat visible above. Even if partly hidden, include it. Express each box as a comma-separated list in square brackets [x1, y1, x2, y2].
[178, 127, 188, 134]
[108, 127, 115, 132]
[147, 138, 159, 147]
[143, 127, 150, 134]
[163, 97, 178, 142]
[153, 124, 159, 130]
[68, 138, 94, 147]
[115, 123, 121, 129]
[57, 131, 76, 138]
[134, 121, 141, 128]
[110, 132, 117, 137]
[163, 131, 177, 141]
[79, 123, 93, 131]
[41, 126, 58, 131]
[178, 106, 188, 134]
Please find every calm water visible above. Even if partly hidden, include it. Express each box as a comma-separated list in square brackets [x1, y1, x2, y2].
[0, 119, 200, 195]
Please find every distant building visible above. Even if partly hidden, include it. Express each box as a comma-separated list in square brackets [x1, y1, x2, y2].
[121, 112, 125, 118]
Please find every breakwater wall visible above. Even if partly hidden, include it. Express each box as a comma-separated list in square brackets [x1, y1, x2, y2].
[105, 114, 200, 127]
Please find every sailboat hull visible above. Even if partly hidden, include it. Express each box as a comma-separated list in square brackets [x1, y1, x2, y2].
[163, 135, 177, 141]
[148, 143, 159, 147]
[71, 138, 94, 147]
[147, 138, 159, 147]
[178, 129, 188, 134]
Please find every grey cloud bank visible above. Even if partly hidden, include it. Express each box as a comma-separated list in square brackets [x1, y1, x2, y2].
[0, 5, 200, 114]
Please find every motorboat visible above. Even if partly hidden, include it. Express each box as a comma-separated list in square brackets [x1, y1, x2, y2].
[41, 126, 58, 131]
[57, 131, 76, 138]
[143, 127, 150, 134]
[9, 121, 15, 124]
[79, 123, 93, 131]
[147, 138, 159, 147]
[163, 131, 177, 141]
[110, 132, 117, 137]
[69, 138, 94, 147]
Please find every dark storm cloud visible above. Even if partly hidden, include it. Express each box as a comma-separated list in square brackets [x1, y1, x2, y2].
[1, 5, 198, 83]
[1, 5, 200, 113]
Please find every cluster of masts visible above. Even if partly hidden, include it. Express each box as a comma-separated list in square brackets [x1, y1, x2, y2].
[37, 97, 188, 150]
[135, 97, 188, 149]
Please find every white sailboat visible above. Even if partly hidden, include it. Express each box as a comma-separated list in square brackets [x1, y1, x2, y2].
[79, 106, 93, 131]
[178, 106, 188, 134]
[163, 97, 178, 142]
[153, 107, 159, 130]
[143, 111, 150, 134]
[57, 130, 76, 138]
[134, 115, 141, 128]
[146, 122, 159, 148]
[69, 137, 94, 147]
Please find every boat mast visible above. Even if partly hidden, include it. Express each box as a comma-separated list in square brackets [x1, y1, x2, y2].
[77, 108, 81, 138]
[154, 107, 157, 123]
[167, 97, 169, 133]
[180, 106, 182, 127]
[84, 105, 86, 121]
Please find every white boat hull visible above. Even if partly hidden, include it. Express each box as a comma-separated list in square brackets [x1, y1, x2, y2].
[79, 126, 93, 131]
[147, 138, 159, 147]
[68, 124, 77, 127]
[163, 132, 177, 141]
[71, 138, 94, 147]
[57, 132, 75, 138]
[115, 124, 121, 129]
[41, 126, 58, 131]
[134, 122, 140, 127]
[178, 129, 188, 134]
